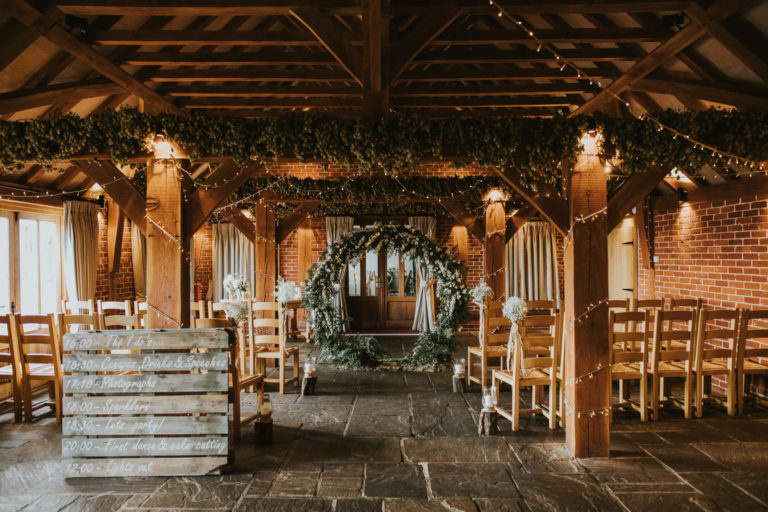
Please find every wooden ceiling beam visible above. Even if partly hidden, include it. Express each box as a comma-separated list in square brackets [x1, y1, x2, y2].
[146, 69, 352, 83]
[16, 165, 48, 186]
[685, 8, 768, 84]
[220, 206, 257, 244]
[394, 83, 592, 97]
[0, 80, 124, 115]
[74, 160, 147, 233]
[505, 204, 538, 243]
[571, 0, 757, 116]
[397, 68, 615, 82]
[632, 77, 768, 110]
[490, 166, 569, 235]
[162, 85, 361, 98]
[0, 17, 47, 74]
[122, 50, 338, 67]
[184, 161, 262, 235]
[438, 200, 484, 243]
[180, 97, 361, 109]
[433, 27, 671, 45]
[389, 9, 462, 83]
[392, 96, 583, 108]
[415, 47, 633, 65]
[654, 174, 768, 211]
[606, 164, 670, 230]
[49, 166, 83, 191]
[362, 0, 389, 117]
[276, 201, 321, 244]
[88, 29, 321, 46]
[291, 8, 364, 85]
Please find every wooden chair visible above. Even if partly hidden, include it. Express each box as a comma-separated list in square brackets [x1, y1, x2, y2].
[97, 300, 132, 316]
[101, 314, 141, 330]
[634, 298, 665, 311]
[610, 311, 650, 422]
[15, 314, 63, 423]
[608, 299, 630, 312]
[61, 299, 95, 315]
[668, 298, 702, 311]
[736, 309, 768, 415]
[467, 299, 510, 389]
[0, 315, 23, 422]
[649, 309, 696, 420]
[525, 300, 556, 314]
[190, 300, 205, 322]
[693, 309, 739, 417]
[249, 302, 299, 394]
[57, 313, 101, 339]
[195, 318, 265, 438]
[208, 301, 228, 319]
[493, 313, 559, 431]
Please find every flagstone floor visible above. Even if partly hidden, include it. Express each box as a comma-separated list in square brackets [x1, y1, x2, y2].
[1, 336, 768, 511]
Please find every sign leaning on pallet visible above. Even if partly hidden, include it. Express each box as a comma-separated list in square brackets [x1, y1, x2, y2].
[61, 329, 234, 478]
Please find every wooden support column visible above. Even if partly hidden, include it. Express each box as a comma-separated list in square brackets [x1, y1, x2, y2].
[253, 203, 277, 304]
[106, 199, 125, 298]
[484, 192, 506, 300]
[563, 133, 610, 458]
[145, 157, 190, 328]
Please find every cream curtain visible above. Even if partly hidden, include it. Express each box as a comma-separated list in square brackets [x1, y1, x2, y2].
[62, 201, 99, 303]
[130, 221, 146, 301]
[325, 216, 354, 331]
[409, 216, 437, 332]
[505, 221, 560, 308]
[213, 223, 254, 302]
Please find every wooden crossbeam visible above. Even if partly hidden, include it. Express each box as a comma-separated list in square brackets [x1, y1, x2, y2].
[653, 174, 768, 211]
[147, 69, 352, 83]
[122, 50, 337, 67]
[0, 17, 46, 74]
[74, 160, 147, 233]
[571, 0, 755, 116]
[162, 85, 361, 98]
[631, 77, 768, 110]
[184, 161, 261, 236]
[685, 8, 768, 84]
[88, 29, 321, 46]
[392, 96, 583, 108]
[433, 27, 671, 45]
[16, 165, 47, 186]
[362, 0, 389, 117]
[491, 166, 569, 235]
[606, 164, 670, 230]
[276, 201, 321, 244]
[0, 80, 124, 115]
[414, 47, 633, 64]
[393, 83, 593, 97]
[397, 68, 616, 82]
[178, 97, 361, 109]
[291, 8, 364, 84]
[220, 207, 256, 244]
[438, 200, 484, 242]
[504, 204, 538, 243]
[389, 10, 462, 83]
[49, 166, 83, 191]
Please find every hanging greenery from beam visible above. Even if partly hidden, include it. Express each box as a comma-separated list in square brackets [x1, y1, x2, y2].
[1, 109, 766, 186]
[303, 224, 469, 370]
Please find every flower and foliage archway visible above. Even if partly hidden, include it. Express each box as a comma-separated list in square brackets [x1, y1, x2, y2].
[302, 224, 469, 369]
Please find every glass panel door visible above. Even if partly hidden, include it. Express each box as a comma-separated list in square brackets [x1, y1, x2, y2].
[16, 214, 61, 315]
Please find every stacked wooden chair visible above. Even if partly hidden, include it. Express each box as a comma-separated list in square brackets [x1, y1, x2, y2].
[61, 299, 95, 315]
[15, 314, 63, 422]
[97, 300, 132, 315]
[249, 302, 299, 394]
[609, 310, 650, 422]
[736, 309, 768, 414]
[467, 299, 510, 389]
[648, 309, 696, 419]
[57, 312, 101, 338]
[0, 315, 23, 422]
[691, 309, 739, 417]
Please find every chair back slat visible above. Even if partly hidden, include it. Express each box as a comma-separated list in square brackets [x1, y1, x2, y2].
[738, 310, 768, 362]
[610, 310, 650, 367]
[97, 300, 132, 315]
[61, 299, 95, 315]
[634, 298, 665, 311]
[695, 309, 739, 370]
[194, 318, 231, 328]
[57, 313, 100, 340]
[608, 298, 630, 311]
[102, 314, 140, 330]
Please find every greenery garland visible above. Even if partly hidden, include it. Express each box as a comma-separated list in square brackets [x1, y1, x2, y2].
[302, 224, 469, 370]
[1, 109, 766, 186]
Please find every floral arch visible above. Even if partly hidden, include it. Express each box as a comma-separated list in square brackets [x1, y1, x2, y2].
[302, 224, 470, 369]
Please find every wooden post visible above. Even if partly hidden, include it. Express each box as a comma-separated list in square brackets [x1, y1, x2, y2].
[484, 191, 506, 299]
[253, 203, 277, 303]
[146, 157, 190, 328]
[563, 133, 610, 458]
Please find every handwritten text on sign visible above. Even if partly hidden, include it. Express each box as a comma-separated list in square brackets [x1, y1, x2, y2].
[63, 352, 228, 372]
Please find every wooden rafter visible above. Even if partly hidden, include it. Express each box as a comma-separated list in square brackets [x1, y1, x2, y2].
[49, 166, 83, 191]
[398, 68, 616, 82]
[147, 69, 352, 83]
[393, 83, 593, 97]
[161, 85, 361, 98]
[74, 160, 147, 233]
[221, 207, 257, 244]
[178, 97, 361, 109]
[654, 175, 768, 211]
[571, 0, 755, 116]
[414, 47, 633, 65]
[276, 201, 321, 244]
[389, 10, 462, 83]
[0, 80, 124, 115]
[362, 0, 389, 117]
[490, 166, 569, 235]
[0, 17, 46, 74]
[184, 161, 261, 236]
[606, 164, 670, 230]
[504, 204, 538, 243]
[432, 27, 671, 45]
[291, 8, 364, 84]
[438, 200, 484, 243]
[631, 77, 768, 110]
[88, 29, 321, 46]
[122, 49, 338, 67]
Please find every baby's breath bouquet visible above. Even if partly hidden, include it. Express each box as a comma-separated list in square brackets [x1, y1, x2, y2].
[470, 281, 493, 307]
[502, 297, 527, 370]
[274, 277, 302, 306]
[223, 274, 249, 298]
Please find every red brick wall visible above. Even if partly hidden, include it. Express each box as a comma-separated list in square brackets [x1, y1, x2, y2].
[94, 212, 135, 302]
[638, 195, 768, 395]
[193, 223, 213, 300]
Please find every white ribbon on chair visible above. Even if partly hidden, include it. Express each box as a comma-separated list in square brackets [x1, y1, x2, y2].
[505, 322, 522, 371]
[478, 304, 485, 347]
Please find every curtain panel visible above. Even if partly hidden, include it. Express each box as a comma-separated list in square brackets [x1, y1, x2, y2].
[325, 216, 354, 331]
[408, 216, 437, 332]
[130, 221, 146, 301]
[212, 223, 254, 302]
[505, 221, 561, 308]
[62, 201, 99, 303]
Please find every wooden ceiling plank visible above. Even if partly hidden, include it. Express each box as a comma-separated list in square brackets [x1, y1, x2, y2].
[49, 166, 83, 190]
[291, 8, 364, 84]
[0, 18, 46, 74]
[393, 83, 591, 97]
[179, 97, 361, 108]
[389, 9, 463, 83]
[397, 68, 615, 82]
[16, 165, 47, 186]
[122, 49, 338, 66]
[276, 201, 321, 244]
[88, 29, 320, 46]
[439, 200, 484, 243]
[606, 164, 670, 230]
[391, 96, 583, 108]
[162, 85, 361, 97]
[570, 0, 755, 116]
[74, 160, 147, 233]
[433, 27, 671, 45]
[415, 47, 633, 64]
[0, 80, 124, 115]
[147, 68, 351, 82]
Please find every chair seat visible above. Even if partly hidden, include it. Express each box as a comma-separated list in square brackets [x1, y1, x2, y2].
[0, 366, 15, 376]
[742, 360, 768, 373]
[230, 373, 264, 389]
[612, 362, 642, 377]
[468, 345, 507, 357]
[698, 359, 732, 375]
[494, 368, 551, 386]
[256, 346, 299, 358]
[27, 363, 54, 376]
[651, 361, 689, 377]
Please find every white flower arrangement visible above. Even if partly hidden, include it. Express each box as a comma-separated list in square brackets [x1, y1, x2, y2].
[274, 277, 302, 305]
[470, 281, 493, 307]
[502, 296, 527, 323]
[224, 301, 248, 326]
[223, 274, 249, 297]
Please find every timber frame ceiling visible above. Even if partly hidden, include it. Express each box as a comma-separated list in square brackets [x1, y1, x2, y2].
[0, 0, 767, 206]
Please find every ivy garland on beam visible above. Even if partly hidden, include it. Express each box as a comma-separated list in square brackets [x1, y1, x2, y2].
[303, 224, 469, 370]
[0, 109, 766, 186]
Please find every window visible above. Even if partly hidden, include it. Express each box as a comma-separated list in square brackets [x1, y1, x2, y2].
[0, 208, 62, 316]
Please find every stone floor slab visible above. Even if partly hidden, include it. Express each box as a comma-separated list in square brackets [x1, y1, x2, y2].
[512, 473, 621, 511]
[364, 463, 427, 499]
[427, 462, 519, 498]
[403, 437, 514, 463]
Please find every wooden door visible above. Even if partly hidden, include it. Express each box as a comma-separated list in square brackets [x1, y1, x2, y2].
[346, 249, 382, 331]
[383, 250, 418, 330]
[608, 218, 636, 301]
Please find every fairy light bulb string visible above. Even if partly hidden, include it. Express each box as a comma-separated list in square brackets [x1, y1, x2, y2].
[489, 0, 767, 173]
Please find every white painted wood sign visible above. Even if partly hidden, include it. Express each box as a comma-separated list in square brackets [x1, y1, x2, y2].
[62, 328, 233, 478]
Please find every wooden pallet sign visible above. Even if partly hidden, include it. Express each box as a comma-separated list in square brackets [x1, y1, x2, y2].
[62, 328, 233, 478]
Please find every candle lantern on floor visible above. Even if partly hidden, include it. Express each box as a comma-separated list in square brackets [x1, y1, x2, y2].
[452, 358, 466, 393]
[478, 387, 498, 436]
[301, 356, 318, 396]
[254, 395, 273, 445]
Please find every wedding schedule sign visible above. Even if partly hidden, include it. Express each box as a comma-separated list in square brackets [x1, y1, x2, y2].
[62, 329, 233, 478]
